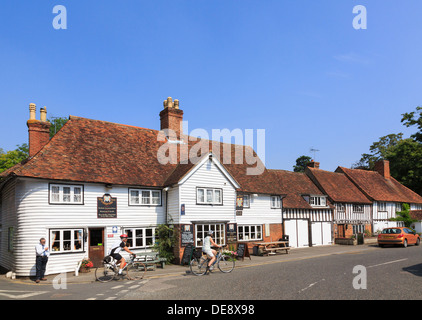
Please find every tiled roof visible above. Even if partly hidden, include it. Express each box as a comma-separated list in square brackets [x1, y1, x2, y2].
[0, 116, 280, 194]
[269, 169, 332, 209]
[306, 167, 372, 204]
[337, 166, 422, 204]
[410, 210, 422, 220]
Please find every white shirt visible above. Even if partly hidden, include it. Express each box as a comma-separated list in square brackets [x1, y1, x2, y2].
[202, 236, 212, 252]
[35, 243, 50, 257]
[109, 240, 126, 255]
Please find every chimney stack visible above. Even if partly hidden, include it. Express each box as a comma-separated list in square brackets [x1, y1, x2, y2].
[307, 160, 320, 169]
[27, 103, 51, 157]
[160, 97, 184, 139]
[374, 160, 390, 179]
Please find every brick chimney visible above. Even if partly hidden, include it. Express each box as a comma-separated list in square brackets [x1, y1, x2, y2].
[307, 160, 320, 169]
[27, 103, 51, 157]
[374, 160, 390, 179]
[159, 97, 184, 139]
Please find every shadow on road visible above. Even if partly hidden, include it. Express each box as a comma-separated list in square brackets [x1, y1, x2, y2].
[402, 263, 422, 277]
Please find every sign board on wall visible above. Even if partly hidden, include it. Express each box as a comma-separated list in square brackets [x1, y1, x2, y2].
[97, 194, 117, 218]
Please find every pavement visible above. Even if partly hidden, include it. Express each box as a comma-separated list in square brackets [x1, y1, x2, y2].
[2, 240, 379, 286]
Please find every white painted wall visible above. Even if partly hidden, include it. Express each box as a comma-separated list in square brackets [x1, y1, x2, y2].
[236, 194, 282, 225]
[177, 159, 237, 225]
[7, 178, 166, 276]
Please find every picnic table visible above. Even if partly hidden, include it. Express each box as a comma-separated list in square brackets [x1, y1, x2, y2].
[252, 241, 290, 256]
[135, 251, 167, 270]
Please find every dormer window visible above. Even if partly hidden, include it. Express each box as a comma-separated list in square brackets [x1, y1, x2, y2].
[309, 196, 327, 207]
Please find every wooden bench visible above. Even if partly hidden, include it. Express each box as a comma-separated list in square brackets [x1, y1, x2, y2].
[135, 252, 167, 270]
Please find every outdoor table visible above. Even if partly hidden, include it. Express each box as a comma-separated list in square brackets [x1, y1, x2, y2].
[252, 241, 290, 255]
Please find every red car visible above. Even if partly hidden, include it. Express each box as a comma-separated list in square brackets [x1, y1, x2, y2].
[378, 227, 420, 248]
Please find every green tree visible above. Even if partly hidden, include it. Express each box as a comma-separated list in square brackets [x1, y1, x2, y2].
[389, 203, 418, 228]
[48, 116, 68, 138]
[293, 155, 312, 172]
[386, 138, 422, 195]
[401, 106, 422, 142]
[352, 133, 403, 170]
[0, 143, 29, 173]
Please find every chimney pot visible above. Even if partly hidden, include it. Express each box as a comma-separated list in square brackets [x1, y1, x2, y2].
[40, 107, 47, 122]
[29, 103, 36, 120]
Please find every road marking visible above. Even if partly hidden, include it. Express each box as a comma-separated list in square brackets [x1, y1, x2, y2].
[299, 279, 325, 293]
[0, 289, 49, 299]
[128, 285, 140, 289]
[86, 297, 97, 300]
[111, 285, 124, 289]
[105, 296, 117, 300]
[118, 289, 129, 294]
[367, 258, 408, 269]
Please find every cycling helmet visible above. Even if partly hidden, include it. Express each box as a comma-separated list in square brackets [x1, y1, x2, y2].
[120, 234, 128, 238]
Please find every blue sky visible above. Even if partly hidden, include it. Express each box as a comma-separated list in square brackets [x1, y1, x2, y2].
[1, 1, 421, 172]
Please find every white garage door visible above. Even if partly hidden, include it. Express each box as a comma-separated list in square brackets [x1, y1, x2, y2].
[321, 222, 332, 245]
[311, 222, 332, 246]
[284, 219, 309, 248]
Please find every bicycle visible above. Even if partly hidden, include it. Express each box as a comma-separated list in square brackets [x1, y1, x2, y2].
[95, 254, 146, 282]
[190, 246, 235, 276]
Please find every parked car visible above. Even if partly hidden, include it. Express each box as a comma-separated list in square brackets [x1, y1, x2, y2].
[378, 227, 420, 248]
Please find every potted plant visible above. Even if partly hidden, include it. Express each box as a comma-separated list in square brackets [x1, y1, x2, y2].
[80, 258, 94, 272]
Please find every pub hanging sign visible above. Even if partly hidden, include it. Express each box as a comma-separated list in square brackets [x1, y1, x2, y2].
[97, 194, 117, 218]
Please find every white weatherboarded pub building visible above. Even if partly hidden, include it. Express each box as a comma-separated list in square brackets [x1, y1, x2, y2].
[0, 98, 284, 276]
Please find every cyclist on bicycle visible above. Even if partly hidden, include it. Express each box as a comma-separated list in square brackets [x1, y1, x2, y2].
[202, 230, 221, 271]
[109, 234, 135, 275]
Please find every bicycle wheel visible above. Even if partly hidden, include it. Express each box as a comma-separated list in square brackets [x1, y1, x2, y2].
[95, 263, 116, 282]
[218, 255, 235, 273]
[190, 256, 208, 276]
[126, 261, 147, 280]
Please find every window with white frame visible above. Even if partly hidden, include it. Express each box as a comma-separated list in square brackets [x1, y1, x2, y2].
[129, 189, 161, 206]
[124, 227, 156, 248]
[271, 196, 281, 209]
[238, 225, 262, 241]
[309, 196, 327, 207]
[395, 203, 402, 212]
[196, 188, 223, 205]
[50, 184, 83, 204]
[336, 203, 346, 212]
[378, 202, 387, 212]
[195, 223, 225, 247]
[242, 195, 250, 208]
[353, 204, 364, 213]
[50, 229, 84, 253]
